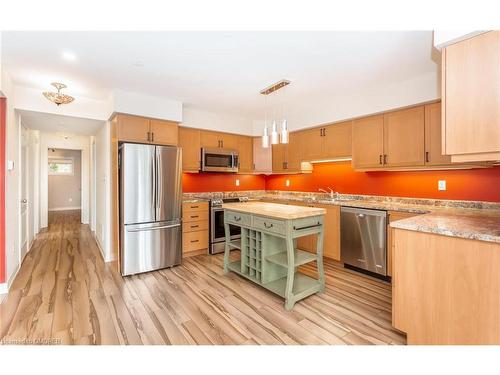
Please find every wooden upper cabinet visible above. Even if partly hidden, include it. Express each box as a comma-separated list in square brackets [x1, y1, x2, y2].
[115, 114, 179, 145]
[443, 31, 500, 160]
[200, 131, 220, 148]
[150, 119, 178, 146]
[424, 103, 451, 166]
[300, 128, 324, 161]
[286, 132, 302, 172]
[221, 133, 238, 150]
[352, 115, 384, 169]
[383, 106, 425, 167]
[237, 136, 253, 173]
[116, 114, 150, 143]
[272, 143, 287, 173]
[323, 121, 352, 158]
[253, 137, 272, 174]
[179, 127, 201, 172]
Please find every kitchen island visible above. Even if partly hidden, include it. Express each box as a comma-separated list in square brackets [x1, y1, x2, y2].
[222, 201, 326, 310]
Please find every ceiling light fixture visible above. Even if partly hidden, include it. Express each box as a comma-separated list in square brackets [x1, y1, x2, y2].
[43, 82, 75, 106]
[260, 79, 290, 148]
[62, 51, 76, 61]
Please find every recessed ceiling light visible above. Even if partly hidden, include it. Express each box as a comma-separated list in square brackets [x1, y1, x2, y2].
[62, 51, 77, 62]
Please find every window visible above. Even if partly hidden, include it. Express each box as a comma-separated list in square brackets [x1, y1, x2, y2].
[48, 157, 74, 176]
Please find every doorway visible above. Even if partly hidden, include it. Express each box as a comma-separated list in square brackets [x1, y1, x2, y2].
[47, 148, 83, 222]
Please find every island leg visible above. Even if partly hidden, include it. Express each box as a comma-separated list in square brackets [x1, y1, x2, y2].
[316, 226, 325, 293]
[223, 220, 230, 274]
[284, 237, 296, 310]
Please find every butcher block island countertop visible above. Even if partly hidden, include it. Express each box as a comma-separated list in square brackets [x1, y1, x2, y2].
[222, 202, 326, 310]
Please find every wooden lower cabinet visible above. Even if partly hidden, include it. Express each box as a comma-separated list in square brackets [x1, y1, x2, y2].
[386, 210, 422, 277]
[182, 201, 209, 257]
[393, 229, 500, 344]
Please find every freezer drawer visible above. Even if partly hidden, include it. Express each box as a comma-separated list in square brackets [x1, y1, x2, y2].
[340, 207, 387, 276]
[121, 221, 182, 276]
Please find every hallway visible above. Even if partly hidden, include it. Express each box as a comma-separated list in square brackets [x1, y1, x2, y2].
[0, 210, 405, 345]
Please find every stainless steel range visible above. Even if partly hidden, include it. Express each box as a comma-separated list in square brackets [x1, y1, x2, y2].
[210, 196, 249, 254]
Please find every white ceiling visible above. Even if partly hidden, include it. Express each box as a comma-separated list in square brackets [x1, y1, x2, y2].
[19, 109, 105, 135]
[2, 31, 438, 120]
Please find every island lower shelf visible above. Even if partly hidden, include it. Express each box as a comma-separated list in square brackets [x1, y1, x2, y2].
[223, 205, 326, 310]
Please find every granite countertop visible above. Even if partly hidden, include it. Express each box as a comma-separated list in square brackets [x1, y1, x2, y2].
[390, 210, 500, 243]
[258, 193, 500, 244]
[222, 201, 326, 220]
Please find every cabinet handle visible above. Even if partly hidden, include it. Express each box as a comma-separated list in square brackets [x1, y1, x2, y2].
[323, 128, 326, 137]
[190, 215, 199, 219]
[190, 205, 199, 209]
[234, 216, 241, 222]
[190, 239, 199, 243]
[384, 154, 388, 164]
[264, 222, 274, 229]
[151, 132, 154, 142]
[425, 151, 430, 163]
[379, 155, 383, 165]
[220, 140, 224, 148]
[190, 224, 199, 228]
[147, 132, 151, 142]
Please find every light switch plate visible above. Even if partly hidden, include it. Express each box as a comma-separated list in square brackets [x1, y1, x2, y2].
[7, 160, 14, 171]
[438, 180, 446, 191]
[285, 179, 290, 187]
[235, 179, 240, 187]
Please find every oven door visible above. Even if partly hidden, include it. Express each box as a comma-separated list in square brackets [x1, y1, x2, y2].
[210, 207, 241, 254]
[202, 148, 238, 172]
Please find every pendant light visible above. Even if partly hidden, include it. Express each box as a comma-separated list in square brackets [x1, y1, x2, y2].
[260, 79, 290, 147]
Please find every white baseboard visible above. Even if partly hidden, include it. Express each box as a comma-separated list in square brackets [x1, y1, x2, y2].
[48, 206, 82, 212]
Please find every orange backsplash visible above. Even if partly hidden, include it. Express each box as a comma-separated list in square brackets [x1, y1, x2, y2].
[183, 172, 266, 192]
[265, 162, 500, 202]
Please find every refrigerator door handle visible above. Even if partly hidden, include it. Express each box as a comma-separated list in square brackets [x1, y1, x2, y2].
[127, 223, 181, 232]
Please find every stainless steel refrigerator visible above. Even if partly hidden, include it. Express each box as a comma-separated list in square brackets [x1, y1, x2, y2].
[119, 143, 182, 276]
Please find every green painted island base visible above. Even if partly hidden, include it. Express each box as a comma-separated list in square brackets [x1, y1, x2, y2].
[223, 210, 325, 310]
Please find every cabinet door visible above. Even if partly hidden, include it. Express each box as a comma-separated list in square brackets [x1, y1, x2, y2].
[320, 205, 341, 261]
[383, 106, 425, 167]
[150, 119, 178, 146]
[237, 136, 253, 173]
[252, 137, 272, 173]
[116, 114, 150, 143]
[200, 131, 221, 148]
[300, 128, 324, 161]
[323, 121, 352, 159]
[424, 103, 451, 165]
[179, 127, 201, 172]
[220, 133, 238, 150]
[444, 31, 500, 156]
[352, 115, 384, 169]
[272, 143, 286, 172]
[285, 132, 301, 172]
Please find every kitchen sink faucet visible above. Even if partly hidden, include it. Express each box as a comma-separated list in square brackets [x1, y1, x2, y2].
[318, 187, 337, 199]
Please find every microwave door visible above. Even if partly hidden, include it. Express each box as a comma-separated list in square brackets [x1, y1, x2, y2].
[155, 146, 183, 222]
[121, 143, 156, 225]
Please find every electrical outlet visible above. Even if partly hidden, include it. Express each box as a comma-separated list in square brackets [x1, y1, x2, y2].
[285, 179, 290, 187]
[235, 179, 240, 187]
[438, 180, 446, 191]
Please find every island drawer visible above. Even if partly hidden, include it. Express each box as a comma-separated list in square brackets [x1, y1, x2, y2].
[225, 211, 251, 226]
[253, 216, 286, 235]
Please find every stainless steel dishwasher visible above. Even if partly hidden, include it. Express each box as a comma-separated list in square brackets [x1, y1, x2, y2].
[340, 207, 387, 276]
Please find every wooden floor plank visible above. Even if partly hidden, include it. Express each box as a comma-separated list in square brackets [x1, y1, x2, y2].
[0, 210, 406, 345]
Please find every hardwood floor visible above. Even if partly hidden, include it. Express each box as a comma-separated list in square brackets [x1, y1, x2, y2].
[0, 210, 406, 345]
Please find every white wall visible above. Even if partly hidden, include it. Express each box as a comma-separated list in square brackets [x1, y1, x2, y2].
[48, 149, 82, 210]
[111, 90, 182, 122]
[252, 72, 440, 135]
[183, 105, 254, 135]
[1, 68, 21, 287]
[14, 85, 112, 121]
[39, 132, 91, 227]
[94, 122, 111, 260]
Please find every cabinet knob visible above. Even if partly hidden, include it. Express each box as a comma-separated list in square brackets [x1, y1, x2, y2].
[425, 151, 430, 163]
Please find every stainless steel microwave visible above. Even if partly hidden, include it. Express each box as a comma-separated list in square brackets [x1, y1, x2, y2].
[201, 148, 239, 172]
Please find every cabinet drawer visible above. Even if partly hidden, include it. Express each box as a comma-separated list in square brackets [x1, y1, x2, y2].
[225, 211, 251, 226]
[183, 210, 208, 223]
[183, 230, 208, 253]
[183, 220, 208, 233]
[253, 216, 286, 235]
[183, 201, 208, 212]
